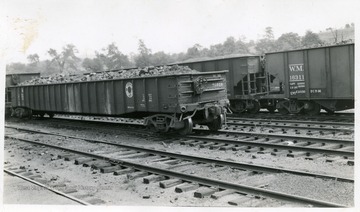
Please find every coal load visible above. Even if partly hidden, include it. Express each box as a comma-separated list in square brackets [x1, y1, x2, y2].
[19, 65, 198, 85]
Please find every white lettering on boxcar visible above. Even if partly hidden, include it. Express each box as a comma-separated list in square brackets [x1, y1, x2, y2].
[125, 82, 133, 98]
[289, 64, 304, 72]
[148, 94, 153, 102]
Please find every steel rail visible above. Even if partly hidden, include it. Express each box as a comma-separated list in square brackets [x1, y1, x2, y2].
[226, 121, 353, 132]
[5, 125, 353, 182]
[194, 128, 354, 144]
[227, 117, 354, 127]
[230, 111, 354, 118]
[188, 132, 354, 158]
[49, 116, 355, 145]
[4, 169, 91, 205]
[4, 134, 347, 207]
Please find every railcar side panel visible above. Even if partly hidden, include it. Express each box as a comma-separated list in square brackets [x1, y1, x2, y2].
[113, 80, 124, 114]
[134, 79, 146, 112]
[329, 45, 353, 98]
[308, 49, 327, 98]
[192, 63, 202, 71]
[204, 61, 216, 71]
[10, 71, 228, 117]
[265, 44, 354, 100]
[217, 60, 232, 98]
[145, 78, 159, 112]
[266, 54, 285, 94]
[49, 85, 56, 112]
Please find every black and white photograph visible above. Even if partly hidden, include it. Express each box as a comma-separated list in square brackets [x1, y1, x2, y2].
[1, 0, 358, 211]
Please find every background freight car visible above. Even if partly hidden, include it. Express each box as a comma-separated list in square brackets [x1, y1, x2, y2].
[5, 73, 41, 117]
[174, 55, 266, 113]
[10, 71, 229, 134]
[264, 43, 354, 115]
[175, 43, 354, 115]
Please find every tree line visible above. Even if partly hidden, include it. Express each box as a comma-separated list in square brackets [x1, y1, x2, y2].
[6, 25, 354, 76]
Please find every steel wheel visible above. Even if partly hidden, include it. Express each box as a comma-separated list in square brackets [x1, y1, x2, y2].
[247, 101, 260, 114]
[266, 106, 276, 113]
[178, 118, 193, 135]
[324, 108, 335, 114]
[207, 114, 224, 132]
[230, 101, 246, 113]
[278, 107, 289, 115]
[304, 103, 321, 116]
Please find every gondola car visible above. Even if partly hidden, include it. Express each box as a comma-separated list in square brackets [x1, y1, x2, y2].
[10, 70, 229, 134]
[5, 73, 40, 117]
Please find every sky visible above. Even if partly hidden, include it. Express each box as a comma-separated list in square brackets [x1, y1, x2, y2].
[0, 0, 359, 63]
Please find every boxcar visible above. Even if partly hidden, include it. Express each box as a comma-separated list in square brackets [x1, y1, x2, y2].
[264, 43, 354, 114]
[5, 73, 40, 117]
[10, 71, 229, 134]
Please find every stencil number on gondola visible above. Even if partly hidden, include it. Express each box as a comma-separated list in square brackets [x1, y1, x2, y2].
[125, 82, 133, 98]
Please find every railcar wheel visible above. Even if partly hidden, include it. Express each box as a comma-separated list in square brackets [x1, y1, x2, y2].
[247, 101, 260, 114]
[39, 112, 45, 118]
[324, 108, 335, 114]
[304, 103, 321, 116]
[207, 114, 224, 132]
[147, 124, 160, 133]
[278, 107, 289, 115]
[12, 107, 32, 119]
[47, 113, 54, 118]
[230, 101, 246, 113]
[178, 118, 193, 135]
[266, 106, 276, 113]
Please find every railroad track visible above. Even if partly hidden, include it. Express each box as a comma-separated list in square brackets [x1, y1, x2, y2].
[192, 128, 354, 155]
[30, 116, 354, 164]
[5, 125, 353, 182]
[4, 126, 351, 207]
[227, 117, 353, 132]
[3, 168, 91, 205]
[230, 112, 354, 123]
[48, 115, 354, 139]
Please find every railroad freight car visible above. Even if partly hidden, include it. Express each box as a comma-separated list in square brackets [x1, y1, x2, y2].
[175, 55, 266, 113]
[175, 43, 354, 115]
[5, 73, 40, 117]
[10, 71, 229, 134]
[263, 43, 354, 115]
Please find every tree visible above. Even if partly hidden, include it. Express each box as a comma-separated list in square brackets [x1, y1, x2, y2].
[275, 32, 301, 51]
[135, 39, 152, 67]
[6, 63, 27, 74]
[235, 37, 250, 54]
[301, 30, 323, 47]
[207, 44, 223, 57]
[255, 27, 276, 54]
[150, 51, 173, 66]
[82, 58, 104, 72]
[222, 37, 237, 55]
[48, 44, 80, 73]
[264, 27, 274, 40]
[96, 43, 132, 70]
[185, 44, 203, 59]
[27, 54, 40, 65]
